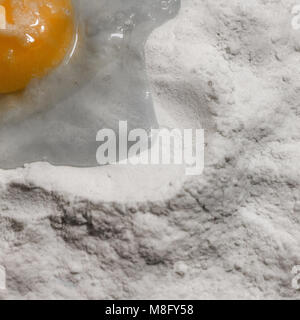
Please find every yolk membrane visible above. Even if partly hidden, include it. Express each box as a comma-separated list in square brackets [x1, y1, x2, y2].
[0, 0, 75, 94]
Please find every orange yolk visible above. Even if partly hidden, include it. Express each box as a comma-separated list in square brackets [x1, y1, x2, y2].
[0, 0, 75, 94]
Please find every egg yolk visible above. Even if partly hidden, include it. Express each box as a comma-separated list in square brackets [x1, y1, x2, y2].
[0, 0, 75, 94]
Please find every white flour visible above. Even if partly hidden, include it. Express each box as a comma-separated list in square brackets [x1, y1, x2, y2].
[0, 0, 300, 299]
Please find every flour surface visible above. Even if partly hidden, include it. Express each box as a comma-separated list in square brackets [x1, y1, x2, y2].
[0, 0, 300, 299]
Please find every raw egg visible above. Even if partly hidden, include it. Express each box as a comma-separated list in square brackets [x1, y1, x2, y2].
[0, 0, 76, 94]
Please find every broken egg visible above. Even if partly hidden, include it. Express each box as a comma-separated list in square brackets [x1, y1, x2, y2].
[0, 0, 180, 169]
